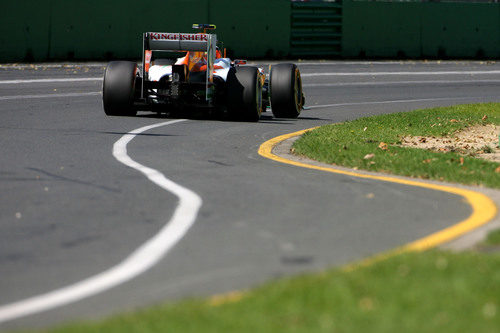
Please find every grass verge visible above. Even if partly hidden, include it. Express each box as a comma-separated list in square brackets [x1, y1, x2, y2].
[293, 103, 500, 188]
[42, 251, 500, 333]
[484, 229, 500, 246]
[476, 229, 500, 253]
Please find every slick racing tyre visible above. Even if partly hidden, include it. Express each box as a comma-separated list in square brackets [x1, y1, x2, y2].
[227, 66, 262, 122]
[270, 63, 304, 118]
[102, 61, 138, 116]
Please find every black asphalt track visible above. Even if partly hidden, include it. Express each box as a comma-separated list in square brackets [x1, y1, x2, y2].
[1, 61, 499, 329]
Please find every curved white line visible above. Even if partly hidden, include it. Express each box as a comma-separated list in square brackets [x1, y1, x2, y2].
[0, 119, 202, 323]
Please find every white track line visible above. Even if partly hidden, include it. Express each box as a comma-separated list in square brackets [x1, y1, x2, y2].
[303, 79, 500, 88]
[0, 64, 106, 69]
[0, 119, 202, 323]
[0, 78, 102, 84]
[296, 61, 413, 65]
[3, 69, 500, 84]
[307, 96, 480, 109]
[295, 61, 496, 66]
[301, 70, 500, 77]
[0, 92, 100, 100]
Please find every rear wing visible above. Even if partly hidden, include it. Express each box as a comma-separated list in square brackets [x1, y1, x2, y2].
[146, 32, 211, 52]
[141, 32, 217, 102]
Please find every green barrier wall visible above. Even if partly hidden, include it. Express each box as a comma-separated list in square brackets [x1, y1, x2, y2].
[0, 0, 290, 62]
[211, 1, 290, 58]
[1, 2, 52, 62]
[421, 3, 500, 58]
[2, 1, 500, 62]
[343, 0, 500, 58]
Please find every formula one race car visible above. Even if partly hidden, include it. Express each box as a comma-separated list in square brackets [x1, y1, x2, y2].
[102, 24, 304, 121]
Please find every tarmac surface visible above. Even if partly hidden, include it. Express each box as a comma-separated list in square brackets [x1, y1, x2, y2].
[0, 60, 499, 329]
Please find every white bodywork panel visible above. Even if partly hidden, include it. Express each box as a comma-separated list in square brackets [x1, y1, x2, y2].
[148, 65, 172, 82]
[148, 58, 232, 82]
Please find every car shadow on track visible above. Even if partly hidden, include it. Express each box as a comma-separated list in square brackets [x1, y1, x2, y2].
[130, 111, 330, 124]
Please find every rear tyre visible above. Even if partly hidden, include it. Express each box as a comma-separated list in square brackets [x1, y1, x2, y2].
[270, 63, 304, 118]
[102, 61, 138, 116]
[226, 66, 262, 122]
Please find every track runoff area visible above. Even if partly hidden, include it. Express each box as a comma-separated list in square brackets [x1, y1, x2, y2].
[0, 60, 499, 329]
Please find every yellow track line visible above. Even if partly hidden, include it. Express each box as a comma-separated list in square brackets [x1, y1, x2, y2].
[208, 127, 497, 306]
[258, 128, 498, 266]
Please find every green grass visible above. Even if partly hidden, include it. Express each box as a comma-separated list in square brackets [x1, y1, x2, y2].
[293, 103, 500, 188]
[483, 229, 500, 247]
[42, 251, 500, 333]
[475, 229, 500, 253]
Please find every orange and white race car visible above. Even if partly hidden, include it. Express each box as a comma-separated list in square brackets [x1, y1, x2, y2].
[102, 24, 304, 122]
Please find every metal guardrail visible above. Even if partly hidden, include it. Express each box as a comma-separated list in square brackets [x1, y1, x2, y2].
[290, 1, 342, 57]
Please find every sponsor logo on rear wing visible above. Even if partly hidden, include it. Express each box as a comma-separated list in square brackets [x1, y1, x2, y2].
[146, 32, 211, 52]
[149, 33, 208, 41]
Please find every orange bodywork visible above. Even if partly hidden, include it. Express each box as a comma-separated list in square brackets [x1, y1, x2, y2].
[144, 50, 153, 72]
[175, 50, 224, 73]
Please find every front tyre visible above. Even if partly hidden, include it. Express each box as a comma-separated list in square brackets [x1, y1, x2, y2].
[226, 66, 262, 122]
[102, 61, 138, 116]
[270, 63, 304, 118]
